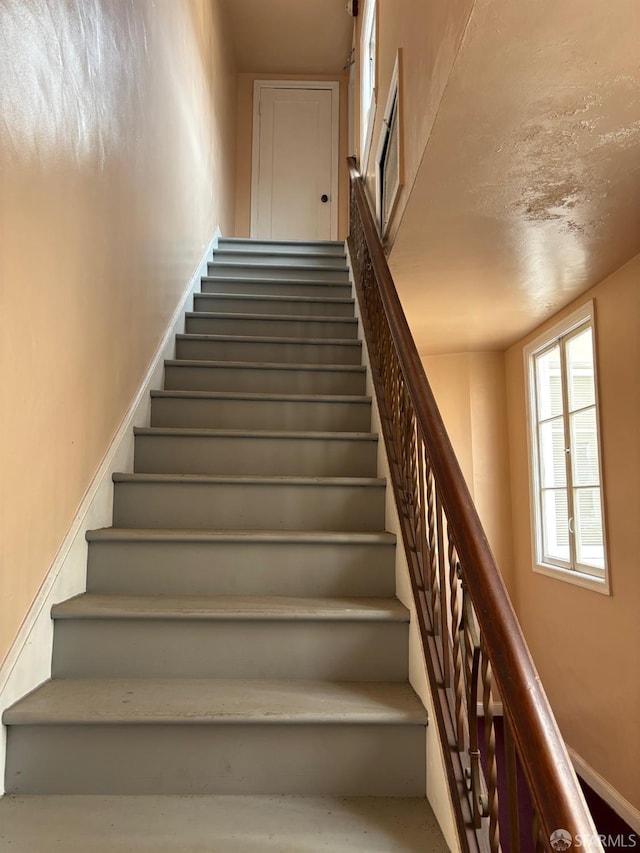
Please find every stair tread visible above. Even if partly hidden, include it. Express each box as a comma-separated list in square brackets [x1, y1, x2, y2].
[196, 292, 354, 304]
[134, 427, 376, 440]
[113, 473, 385, 486]
[185, 310, 356, 323]
[86, 528, 396, 543]
[176, 332, 361, 346]
[5, 679, 428, 726]
[221, 237, 344, 246]
[201, 276, 349, 286]
[151, 389, 371, 402]
[165, 358, 365, 372]
[214, 248, 347, 257]
[0, 795, 448, 852]
[208, 263, 347, 273]
[52, 594, 408, 621]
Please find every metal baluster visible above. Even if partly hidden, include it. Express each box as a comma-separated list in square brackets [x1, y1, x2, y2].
[462, 584, 486, 828]
[449, 543, 465, 750]
[481, 646, 501, 853]
[425, 460, 440, 635]
[435, 489, 449, 683]
[504, 714, 521, 853]
[416, 434, 430, 596]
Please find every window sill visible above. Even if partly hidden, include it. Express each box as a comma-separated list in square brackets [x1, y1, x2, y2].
[533, 562, 611, 595]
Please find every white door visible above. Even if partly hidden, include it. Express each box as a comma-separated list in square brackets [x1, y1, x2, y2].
[252, 83, 338, 241]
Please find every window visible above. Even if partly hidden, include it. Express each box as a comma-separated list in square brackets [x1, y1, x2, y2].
[360, 0, 377, 170]
[376, 50, 403, 236]
[525, 302, 609, 591]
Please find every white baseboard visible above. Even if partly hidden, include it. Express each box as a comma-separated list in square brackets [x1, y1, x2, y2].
[0, 230, 220, 794]
[568, 746, 640, 835]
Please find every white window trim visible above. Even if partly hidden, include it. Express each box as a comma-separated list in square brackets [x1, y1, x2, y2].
[360, 0, 377, 172]
[375, 49, 403, 236]
[523, 300, 611, 595]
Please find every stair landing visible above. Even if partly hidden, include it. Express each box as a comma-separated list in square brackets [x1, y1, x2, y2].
[0, 795, 450, 852]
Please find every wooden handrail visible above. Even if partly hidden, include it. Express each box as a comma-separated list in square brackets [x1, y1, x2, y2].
[347, 157, 601, 853]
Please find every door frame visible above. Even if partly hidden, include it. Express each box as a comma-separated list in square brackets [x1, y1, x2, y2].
[251, 80, 340, 240]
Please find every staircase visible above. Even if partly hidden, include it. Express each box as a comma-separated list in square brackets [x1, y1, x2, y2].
[0, 239, 449, 851]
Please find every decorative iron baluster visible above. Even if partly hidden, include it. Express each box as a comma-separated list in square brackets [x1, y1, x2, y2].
[503, 714, 521, 853]
[462, 587, 486, 828]
[481, 645, 501, 853]
[449, 544, 465, 750]
[416, 435, 429, 592]
[424, 457, 441, 635]
[435, 489, 449, 684]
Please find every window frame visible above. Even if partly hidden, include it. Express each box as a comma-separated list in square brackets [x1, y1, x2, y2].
[524, 301, 610, 594]
[359, 0, 377, 172]
[375, 49, 403, 237]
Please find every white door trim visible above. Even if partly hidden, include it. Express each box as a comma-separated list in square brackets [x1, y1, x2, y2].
[251, 80, 340, 240]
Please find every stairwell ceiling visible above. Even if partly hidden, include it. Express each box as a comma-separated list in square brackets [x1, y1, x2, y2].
[388, 0, 640, 354]
[220, 0, 353, 75]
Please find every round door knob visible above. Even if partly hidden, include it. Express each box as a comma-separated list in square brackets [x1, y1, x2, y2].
[321, 194, 329, 203]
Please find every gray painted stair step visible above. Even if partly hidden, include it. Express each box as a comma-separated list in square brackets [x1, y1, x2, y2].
[175, 333, 362, 365]
[53, 594, 408, 621]
[4, 678, 426, 726]
[194, 292, 355, 317]
[207, 263, 349, 283]
[150, 390, 372, 432]
[4, 679, 427, 795]
[112, 473, 386, 531]
[0, 796, 450, 853]
[85, 529, 397, 597]
[133, 427, 378, 477]
[184, 311, 358, 339]
[201, 277, 352, 299]
[219, 237, 345, 254]
[51, 594, 408, 680]
[163, 360, 367, 395]
[212, 250, 347, 268]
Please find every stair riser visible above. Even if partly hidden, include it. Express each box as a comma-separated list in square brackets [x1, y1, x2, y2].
[164, 363, 366, 396]
[213, 252, 347, 268]
[134, 435, 377, 477]
[175, 337, 362, 366]
[201, 280, 352, 299]
[6, 724, 426, 795]
[194, 294, 355, 317]
[151, 397, 372, 432]
[207, 264, 349, 283]
[86, 539, 396, 597]
[218, 239, 344, 256]
[52, 621, 408, 680]
[185, 314, 358, 339]
[112, 481, 386, 531]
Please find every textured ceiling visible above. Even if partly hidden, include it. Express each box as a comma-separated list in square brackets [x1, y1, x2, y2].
[389, 0, 640, 354]
[220, 0, 354, 75]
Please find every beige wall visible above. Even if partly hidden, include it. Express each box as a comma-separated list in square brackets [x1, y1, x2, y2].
[354, 0, 474, 245]
[422, 352, 514, 592]
[0, 0, 237, 664]
[506, 255, 640, 808]
[234, 72, 349, 240]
